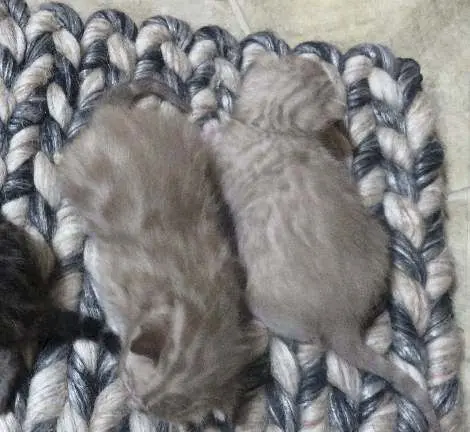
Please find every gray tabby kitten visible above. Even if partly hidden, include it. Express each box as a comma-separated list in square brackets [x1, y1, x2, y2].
[57, 80, 256, 425]
[204, 54, 439, 431]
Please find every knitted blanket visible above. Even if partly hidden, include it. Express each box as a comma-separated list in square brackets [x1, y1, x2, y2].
[0, 1, 463, 431]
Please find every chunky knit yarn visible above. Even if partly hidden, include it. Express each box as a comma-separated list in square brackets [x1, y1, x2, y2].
[0, 1, 463, 431]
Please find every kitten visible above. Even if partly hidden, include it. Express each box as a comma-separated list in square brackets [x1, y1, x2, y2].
[57, 80, 256, 425]
[0, 217, 119, 412]
[204, 54, 439, 431]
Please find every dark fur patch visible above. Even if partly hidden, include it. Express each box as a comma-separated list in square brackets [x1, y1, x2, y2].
[0, 217, 120, 412]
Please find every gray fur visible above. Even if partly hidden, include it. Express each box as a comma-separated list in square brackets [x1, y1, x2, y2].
[58, 82, 257, 425]
[205, 54, 439, 431]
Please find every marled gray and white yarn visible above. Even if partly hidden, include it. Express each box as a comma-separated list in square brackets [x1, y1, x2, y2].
[0, 1, 463, 431]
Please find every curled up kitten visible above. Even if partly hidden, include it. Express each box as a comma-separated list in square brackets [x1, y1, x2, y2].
[0, 217, 119, 413]
[57, 79, 258, 425]
[203, 54, 440, 431]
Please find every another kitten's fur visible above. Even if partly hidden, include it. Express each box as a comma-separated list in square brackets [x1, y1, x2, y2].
[57, 80, 256, 425]
[0, 348, 20, 413]
[204, 54, 439, 430]
[0, 217, 119, 412]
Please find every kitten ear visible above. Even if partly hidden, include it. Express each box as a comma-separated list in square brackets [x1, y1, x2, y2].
[129, 330, 165, 360]
[316, 61, 347, 126]
[130, 331, 162, 359]
[129, 320, 168, 360]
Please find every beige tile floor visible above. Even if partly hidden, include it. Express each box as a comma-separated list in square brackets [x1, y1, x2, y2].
[27, 0, 470, 426]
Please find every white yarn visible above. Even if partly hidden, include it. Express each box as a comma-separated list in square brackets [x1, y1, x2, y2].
[56, 402, 88, 432]
[391, 270, 431, 336]
[0, 412, 22, 432]
[376, 128, 413, 171]
[25, 10, 61, 42]
[348, 106, 376, 147]
[368, 68, 402, 110]
[7, 127, 39, 172]
[271, 339, 300, 400]
[78, 69, 106, 105]
[53, 29, 82, 69]
[89, 378, 129, 432]
[107, 33, 136, 80]
[383, 193, 424, 248]
[13, 54, 54, 103]
[47, 83, 74, 130]
[135, 24, 170, 55]
[326, 352, 362, 404]
[34, 152, 62, 208]
[0, 13, 25, 63]
[214, 58, 240, 93]
[188, 39, 217, 66]
[417, 176, 445, 217]
[425, 248, 454, 299]
[405, 92, 436, 154]
[357, 167, 387, 208]
[81, 17, 115, 51]
[23, 361, 68, 432]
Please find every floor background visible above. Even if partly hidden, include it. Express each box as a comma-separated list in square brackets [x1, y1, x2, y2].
[27, 0, 469, 427]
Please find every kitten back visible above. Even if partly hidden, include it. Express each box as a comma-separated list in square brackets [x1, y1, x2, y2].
[211, 53, 439, 431]
[58, 99, 207, 240]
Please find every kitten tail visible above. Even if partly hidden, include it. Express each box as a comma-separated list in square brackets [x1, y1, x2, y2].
[328, 329, 440, 432]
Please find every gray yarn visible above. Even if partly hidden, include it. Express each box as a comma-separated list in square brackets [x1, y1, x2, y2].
[0, 1, 463, 431]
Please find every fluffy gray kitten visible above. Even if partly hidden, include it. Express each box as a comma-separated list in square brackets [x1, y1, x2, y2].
[204, 54, 439, 431]
[58, 80, 257, 425]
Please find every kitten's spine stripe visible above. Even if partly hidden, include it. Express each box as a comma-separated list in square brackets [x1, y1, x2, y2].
[236, 37, 301, 432]
[0, 2, 461, 431]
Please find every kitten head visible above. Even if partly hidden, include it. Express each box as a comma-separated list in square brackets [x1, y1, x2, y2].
[234, 54, 346, 136]
[119, 279, 255, 425]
